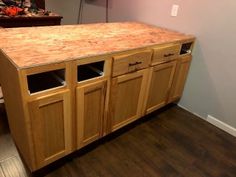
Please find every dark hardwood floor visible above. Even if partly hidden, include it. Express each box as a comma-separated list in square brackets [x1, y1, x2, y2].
[0, 104, 236, 177]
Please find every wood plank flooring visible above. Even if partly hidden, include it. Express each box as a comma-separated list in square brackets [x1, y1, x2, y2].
[0, 104, 236, 177]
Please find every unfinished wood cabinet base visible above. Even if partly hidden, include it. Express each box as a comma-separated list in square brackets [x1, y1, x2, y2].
[168, 55, 192, 103]
[0, 29, 195, 171]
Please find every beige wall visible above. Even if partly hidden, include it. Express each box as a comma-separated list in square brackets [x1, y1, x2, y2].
[80, 0, 107, 24]
[45, 0, 81, 24]
[45, 0, 107, 24]
[109, 0, 236, 128]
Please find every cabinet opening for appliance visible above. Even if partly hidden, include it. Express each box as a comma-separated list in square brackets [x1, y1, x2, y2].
[27, 69, 66, 94]
[77, 61, 104, 82]
[180, 42, 193, 55]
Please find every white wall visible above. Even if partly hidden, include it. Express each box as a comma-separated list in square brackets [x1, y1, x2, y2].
[109, 0, 236, 128]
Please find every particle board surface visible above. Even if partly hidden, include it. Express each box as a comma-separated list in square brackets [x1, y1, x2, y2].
[0, 22, 194, 69]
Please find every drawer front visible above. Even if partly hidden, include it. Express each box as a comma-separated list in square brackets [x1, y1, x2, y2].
[152, 44, 180, 65]
[112, 50, 152, 77]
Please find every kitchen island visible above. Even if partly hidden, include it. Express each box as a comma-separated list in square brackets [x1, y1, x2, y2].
[0, 22, 195, 171]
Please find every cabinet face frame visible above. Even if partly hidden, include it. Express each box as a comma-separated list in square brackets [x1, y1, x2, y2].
[28, 89, 72, 168]
[109, 68, 149, 132]
[17, 61, 74, 169]
[20, 62, 72, 99]
[143, 61, 177, 115]
[74, 56, 112, 148]
[76, 79, 107, 148]
[75, 55, 112, 86]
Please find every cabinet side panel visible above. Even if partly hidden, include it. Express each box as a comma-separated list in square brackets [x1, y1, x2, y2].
[0, 51, 35, 170]
[175, 57, 192, 98]
[169, 56, 192, 103]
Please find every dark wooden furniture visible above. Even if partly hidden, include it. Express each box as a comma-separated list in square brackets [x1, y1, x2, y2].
[0, 16, 63, 28]
[35, 0, 45, 9]
[0, 0, 62, 28]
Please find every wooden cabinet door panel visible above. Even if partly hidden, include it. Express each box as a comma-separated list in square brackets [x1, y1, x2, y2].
[168, 56, 192, 103]
[76, 80, 106, 148]
[145, 61, 176, 114]
[110, 69, 148, 131]
[28, 90, 71, 168]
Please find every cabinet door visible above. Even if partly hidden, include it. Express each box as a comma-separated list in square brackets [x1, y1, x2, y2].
[109, 69, 149, 132]
[76, 80, 106, 148]
[168, 55, 192, 103]
[145, 61, 176, 114]
[28, 90, 71, 168]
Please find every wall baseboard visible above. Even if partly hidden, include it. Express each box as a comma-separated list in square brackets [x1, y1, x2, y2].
[206, 115, 236, 137]
[177, 104, 236, 137]
[177, 104, 206, 120]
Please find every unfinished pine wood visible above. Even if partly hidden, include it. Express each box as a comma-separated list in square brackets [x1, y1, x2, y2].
[109, 69, 149, 132]
[0, 51, 36, 170]
[145, 61, 176, 114]
[168, 55, 192, 103]
[112, 49, 152, 77]
[28, 90, 72, 168]
[0, 22, 195, 171]
[76, 80, 107, 148]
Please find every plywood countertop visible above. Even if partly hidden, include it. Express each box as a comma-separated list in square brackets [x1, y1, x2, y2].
[0, 22, 194, 69]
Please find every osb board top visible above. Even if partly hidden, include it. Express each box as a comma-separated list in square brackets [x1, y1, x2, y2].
[0, 22, 194, 69]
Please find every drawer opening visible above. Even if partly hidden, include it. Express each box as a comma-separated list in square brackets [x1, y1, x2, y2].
[180, 42, 193, 55]
[27, 69, 66, 94]
[77, 61, 104, 82]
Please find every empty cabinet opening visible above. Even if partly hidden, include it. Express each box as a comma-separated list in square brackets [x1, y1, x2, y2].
[180, 42, 193, 55]
[77, 61, 104, 82]
[27, 69, 66, 94]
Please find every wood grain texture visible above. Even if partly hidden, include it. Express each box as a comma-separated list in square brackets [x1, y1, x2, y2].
[168, 55, 192, 103]
[109, 69, 149, 132]
[152, 44, 181, 65]
[1, 105, 236, 177]
[28, 90, 72, 168]
[0, 51, 35, 170]
[145, 61, 176, 114]
[0, 22, 194, 69]
[76, 80, 106, 148]
[112, 49, 152, 77]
